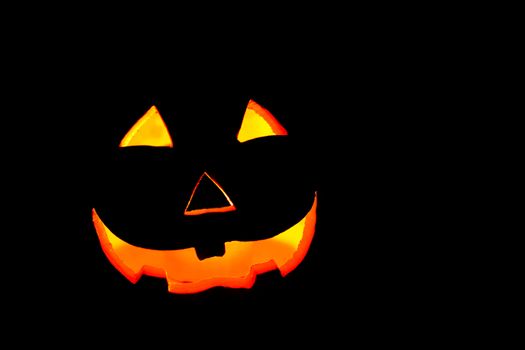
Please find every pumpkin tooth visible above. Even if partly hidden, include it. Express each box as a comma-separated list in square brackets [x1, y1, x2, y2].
[195, 242, 226, 260]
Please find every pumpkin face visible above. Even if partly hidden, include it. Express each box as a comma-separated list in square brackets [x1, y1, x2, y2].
[92, 99, 317, 294]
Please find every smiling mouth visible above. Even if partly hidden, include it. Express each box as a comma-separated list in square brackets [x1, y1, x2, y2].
[92, 193, 317, 294]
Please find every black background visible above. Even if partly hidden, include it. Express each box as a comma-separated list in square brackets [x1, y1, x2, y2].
[4, 21, 453, 341]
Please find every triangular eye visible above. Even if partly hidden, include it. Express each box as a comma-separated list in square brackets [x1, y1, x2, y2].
[119, 105, 174, 148]
[184, 172, 236, 216]
[236, 99, 288, 143]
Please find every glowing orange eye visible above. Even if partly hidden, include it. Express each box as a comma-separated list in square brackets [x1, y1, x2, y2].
[236, 99, 288, 143]
[119, 105, 173, 148]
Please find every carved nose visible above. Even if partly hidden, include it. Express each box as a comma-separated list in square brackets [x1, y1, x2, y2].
[184, 172, 236, 216]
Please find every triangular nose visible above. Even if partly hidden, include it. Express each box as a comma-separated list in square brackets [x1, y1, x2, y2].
[184, 172, 236, 216]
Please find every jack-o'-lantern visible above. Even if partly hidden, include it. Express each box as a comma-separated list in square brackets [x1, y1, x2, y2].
[92, 98, 317, 294]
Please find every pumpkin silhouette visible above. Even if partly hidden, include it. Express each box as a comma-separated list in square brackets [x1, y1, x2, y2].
[92, 98, 317, 294]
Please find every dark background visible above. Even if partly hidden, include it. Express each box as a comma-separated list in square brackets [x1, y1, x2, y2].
[4, 24, 453, 340]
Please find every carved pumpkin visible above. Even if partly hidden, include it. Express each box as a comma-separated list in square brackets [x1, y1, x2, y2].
[92, 99, 317, 294]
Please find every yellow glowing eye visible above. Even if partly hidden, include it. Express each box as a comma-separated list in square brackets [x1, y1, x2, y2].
[119, 105, 174, 148]
[236, 99, 288, 143]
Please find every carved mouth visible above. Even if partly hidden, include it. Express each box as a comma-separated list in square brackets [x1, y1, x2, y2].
[92, 193, 317, 294]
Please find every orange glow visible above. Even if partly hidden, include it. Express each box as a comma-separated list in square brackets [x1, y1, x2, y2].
[92, 193, 317, 294]
[184, 172, 236, 216]
[119, 105, 173, 148]
[237, 99, 288, 143]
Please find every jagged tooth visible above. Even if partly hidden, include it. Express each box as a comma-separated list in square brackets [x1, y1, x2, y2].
[195, 242, 226, 261]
